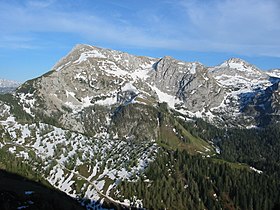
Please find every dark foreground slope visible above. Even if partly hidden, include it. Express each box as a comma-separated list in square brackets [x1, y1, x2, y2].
[0, 169, 85, 210]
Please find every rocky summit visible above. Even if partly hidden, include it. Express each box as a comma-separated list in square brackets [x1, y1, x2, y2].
[1, 44, 280, 209]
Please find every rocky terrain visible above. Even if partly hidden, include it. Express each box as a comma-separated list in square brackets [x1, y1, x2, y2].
[16, 44, 280, 128]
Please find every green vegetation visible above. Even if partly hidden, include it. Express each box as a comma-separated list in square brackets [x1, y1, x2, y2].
[115, 149, 280, 210]
[157, 103, 214, 155]
[16, 79, 36, 94]
[34, 110, 63, 128]
[211, 158, 251, 170]
[76, 164, 91, 178]
[180, 118, 280, 176]
[114, 112, 280, 210]
[111, 103, 158, 141]
[0, 94, 33, 123]
[0, 147, 48, 186]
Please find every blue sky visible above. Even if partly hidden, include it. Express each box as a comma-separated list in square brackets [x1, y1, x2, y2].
[0, 0, 280, 81]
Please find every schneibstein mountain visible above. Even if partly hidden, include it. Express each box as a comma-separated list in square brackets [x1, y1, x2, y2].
[16, 45, 280, 128]
[1, 44, 280, 209]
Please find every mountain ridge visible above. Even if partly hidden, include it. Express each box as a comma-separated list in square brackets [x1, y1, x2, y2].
[41, 44, 280, 128]
[7, 44, 280, 130]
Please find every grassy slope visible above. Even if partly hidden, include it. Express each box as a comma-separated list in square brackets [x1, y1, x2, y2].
[156, 107, 254, 172]
[157, 106, 215, 156]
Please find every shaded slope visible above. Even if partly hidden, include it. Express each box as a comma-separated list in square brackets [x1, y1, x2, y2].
[0, 169, 85, 210]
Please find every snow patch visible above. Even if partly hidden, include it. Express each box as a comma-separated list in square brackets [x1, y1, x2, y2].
[74, 50, 106, 64]
[190, 63, 196, 74]
[150, 85, 181, 109]
[95, 96, 117, 106]
[66, 90, 76, 98]
[56, 61, 71, 71]
[121, 83, 139, 94]
[250, 166, 263, 174]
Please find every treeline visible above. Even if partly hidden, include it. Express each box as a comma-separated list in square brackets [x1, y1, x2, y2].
[116, 149, 280, 210]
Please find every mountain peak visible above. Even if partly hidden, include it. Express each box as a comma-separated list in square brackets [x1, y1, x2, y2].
[220, 57, 252, 68]
[266, 69, 280, 78]
[53, 44, 107, 71]
[215, 57, 262, 76]
[71, 43, 98, 51]
[53, 44, 157, 73]
[226, 57, 248, 64]
[161, 55, 174, 60]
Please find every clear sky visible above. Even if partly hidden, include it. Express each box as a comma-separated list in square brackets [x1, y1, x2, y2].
[0, 0, 280, 82]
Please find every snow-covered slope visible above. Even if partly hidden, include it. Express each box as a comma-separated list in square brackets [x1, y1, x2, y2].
[211, 58, 267, 88]
[207, 58, 280, 126]
[0, 101, 157, 209]
[266, 69, 280, 78]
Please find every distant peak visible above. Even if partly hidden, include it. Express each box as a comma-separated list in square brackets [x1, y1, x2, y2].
[0, 78, 21, 87]
[160, 56, 190, 63]
[158, 56, 175, 62]
[74, 43, 88, 48]
[71, 44, 97, 52]
[223, 58, 252, 67]
[219, 57, 260, 71]
[227, 58, 247, 63]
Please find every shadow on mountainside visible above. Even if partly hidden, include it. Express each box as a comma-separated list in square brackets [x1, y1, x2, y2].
[239, 77, 280, 127]
[0, 169, 86, 210]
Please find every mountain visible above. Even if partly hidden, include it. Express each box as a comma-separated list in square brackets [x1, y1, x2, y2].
[15, 44, 280, 128]
[0, 78, 21, 93]
[0, 44, 280, 209]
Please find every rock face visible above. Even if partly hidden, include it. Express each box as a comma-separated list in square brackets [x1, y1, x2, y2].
[16, 44, 280, 128]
